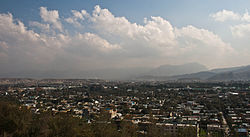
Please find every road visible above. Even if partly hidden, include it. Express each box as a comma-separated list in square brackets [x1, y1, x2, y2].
[220, 112, 230, 136]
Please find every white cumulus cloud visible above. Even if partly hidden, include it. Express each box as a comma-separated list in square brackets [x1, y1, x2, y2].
[65, 9, 89, 28]
[210, 9, 241, 22]
[211, 9, 250, 22]
[211, 9, 250, 39]
[40, 7, 63, 31]
[231, 24, 250, 38]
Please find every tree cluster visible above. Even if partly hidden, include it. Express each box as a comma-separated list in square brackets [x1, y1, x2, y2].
[0, 101, 197, 137]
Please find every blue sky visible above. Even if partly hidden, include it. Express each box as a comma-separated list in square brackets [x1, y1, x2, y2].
[1, 0, 249, 41]
[1, 0, 250, 26]
[0, 0, 250, 77]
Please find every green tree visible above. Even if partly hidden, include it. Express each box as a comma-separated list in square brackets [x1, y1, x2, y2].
[200, 128, 207, 137]
[46, 114, 82, 137]
[0, 101, 32, 137]
[120, 120, 138, 137]
[177, 127, 196, 137]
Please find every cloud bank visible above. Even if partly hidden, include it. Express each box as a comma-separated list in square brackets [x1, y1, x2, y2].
[0, 5, 247, 77]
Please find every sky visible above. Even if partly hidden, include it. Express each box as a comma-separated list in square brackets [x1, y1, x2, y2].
[1, 0, 250, 77]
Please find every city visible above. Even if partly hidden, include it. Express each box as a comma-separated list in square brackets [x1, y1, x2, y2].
[0, 78, 249, 136]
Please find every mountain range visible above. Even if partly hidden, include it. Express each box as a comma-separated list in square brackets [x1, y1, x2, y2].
[1, 62, 250, 81]
[144, 63, 208, 77]
[136, 63, 250, 81]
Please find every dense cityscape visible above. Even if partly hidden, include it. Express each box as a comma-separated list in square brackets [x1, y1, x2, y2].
[0, 78, 249, 137]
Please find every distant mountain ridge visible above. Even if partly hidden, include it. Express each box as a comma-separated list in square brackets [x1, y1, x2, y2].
[137, 64, 250, 81]
[210, 66, 243, 73]
[2, 62, 250, 81]
[145, 63, 208, 77]
[208, 65, 250, 81]
[0, 63, 208, 80]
